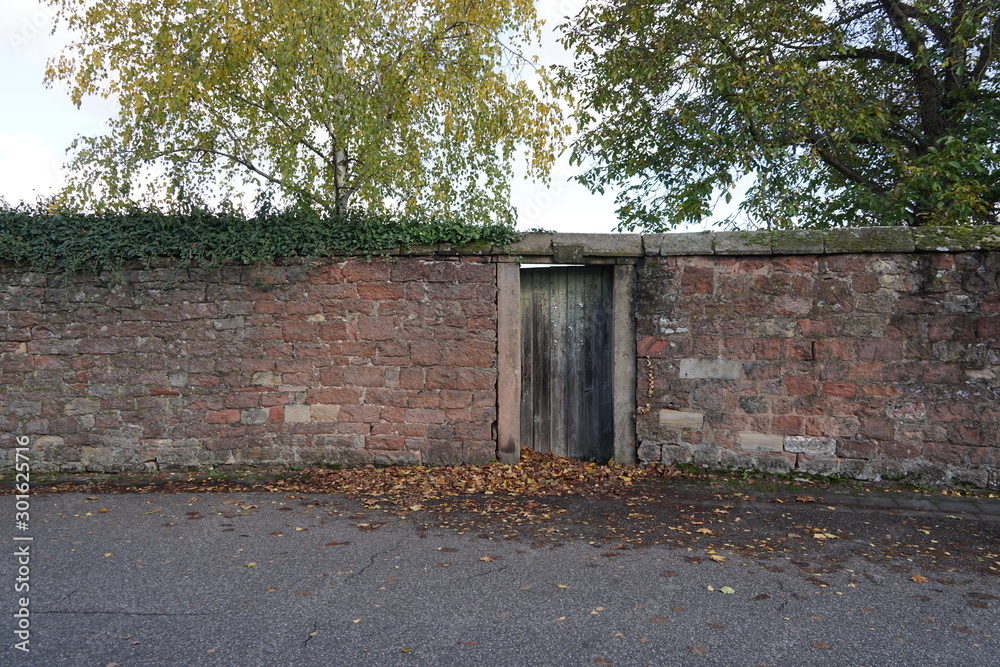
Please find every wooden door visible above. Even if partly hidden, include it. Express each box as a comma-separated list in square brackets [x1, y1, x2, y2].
[520, 266, 614, 461]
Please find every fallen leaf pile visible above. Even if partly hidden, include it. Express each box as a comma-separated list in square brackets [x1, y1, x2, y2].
[34, 449, 671, 506]
[298, 449, 652, 503]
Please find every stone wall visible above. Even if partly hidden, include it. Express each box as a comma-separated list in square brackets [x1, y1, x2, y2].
[631, 228, 1000, 488]
[0, 256, 498, 472]
[3, 226, 1000, 487]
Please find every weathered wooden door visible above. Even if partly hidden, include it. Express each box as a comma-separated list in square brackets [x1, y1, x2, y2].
[520, 266, 614, 461]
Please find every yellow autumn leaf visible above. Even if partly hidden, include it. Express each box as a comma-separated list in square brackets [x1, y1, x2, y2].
[42, 0, 570, 223]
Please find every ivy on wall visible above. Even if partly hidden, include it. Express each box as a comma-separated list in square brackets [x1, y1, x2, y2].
[0, 203, 520, 274]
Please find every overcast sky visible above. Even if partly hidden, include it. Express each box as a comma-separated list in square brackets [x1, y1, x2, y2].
[0, 0, 713, 233]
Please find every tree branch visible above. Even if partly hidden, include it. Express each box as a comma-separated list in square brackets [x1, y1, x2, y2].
[443, 21, 539, 70]
[809, 132, 889, 193]
[971, 14, 1000, 83]
[943, 0, 969, 93]
[831, 2, 883, 28]
[813, 47, 914, 66]
[894, 0, 952, 46]
[218, 90, 337, 171]
[879, 0, 926, 58]
[883, 121, 929, 152]
[879, 0, 948, 142]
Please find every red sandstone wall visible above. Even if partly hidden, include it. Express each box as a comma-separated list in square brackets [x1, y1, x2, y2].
[0, 257, 498, 471]
[4, 234, 1000, 487]
[635, 252, 1000, 488]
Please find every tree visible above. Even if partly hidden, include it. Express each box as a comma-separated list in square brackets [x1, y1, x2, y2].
[561, 0, 1000, 230]
[45, 0, 567, 223]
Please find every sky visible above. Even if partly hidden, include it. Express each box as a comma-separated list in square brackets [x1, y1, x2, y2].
[0, 0, 713, 234]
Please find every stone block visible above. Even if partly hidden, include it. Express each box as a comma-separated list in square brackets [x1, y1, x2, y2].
[553, 244, 584, 263]
[315, 446, 371, 467]
[241, 408, 270, 425]
[737, 396, 769, 414]
[836, 439, 877, 460]
[373, 450, 421, 467]
[660, 444, 694, 464]
[550, 233, 644, 257]
[755, 452, 797, 474]
[691, 444, 722, 465]
[651, 232, 715, 255]
[738, 433, 784, 453]
[64, 398, 101, 416]
[152, 448, 203, 469]
[641, 234, 666, 255]
[462, 441, 496, 465]
[714, 231, 773, 255]
[7, 401, 42, 418]
[659, 410, 704, 430]
[770, 229, 825, 255]
[795, 454, 841, 475]
[679, 359, 743, 379]
[824, 227, 915, 254]
[206, 409, 241, 425]
[314, 435, 364, 449]
[722, 449, 795, 474]
[34, 434, 65, 446]
[912, 226, 1000, 252]
[284, 404, 311, 423]
[80, 446, 114, 471]
[252, 371, 282, 387]
[637, 441, 662, 463]
[501, 233, 553, 256]
[784, 435, 837, 456]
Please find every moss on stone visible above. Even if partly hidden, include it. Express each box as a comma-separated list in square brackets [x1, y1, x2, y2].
[823, 228, 915, 254]
[911, 225, 1000, 252]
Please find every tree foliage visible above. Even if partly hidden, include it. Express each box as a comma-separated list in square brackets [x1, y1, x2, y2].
[45, 0, 567, 223]
[561, 0, 1000, 230]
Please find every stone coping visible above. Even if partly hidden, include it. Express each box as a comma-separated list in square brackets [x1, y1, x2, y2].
[503, 226, 1000, 258]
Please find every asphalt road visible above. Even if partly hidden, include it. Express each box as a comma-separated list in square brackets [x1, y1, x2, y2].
[3, 485, 998, 666]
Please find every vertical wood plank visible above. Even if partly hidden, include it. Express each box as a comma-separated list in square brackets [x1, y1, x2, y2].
[549, 268, 568, 456]
[519, 269, 533, 451]
[563, 268, 580, 457]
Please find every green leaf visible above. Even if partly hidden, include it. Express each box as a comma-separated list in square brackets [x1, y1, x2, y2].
[43, 0, 570, 226]
[560, 0, 1000, 229]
